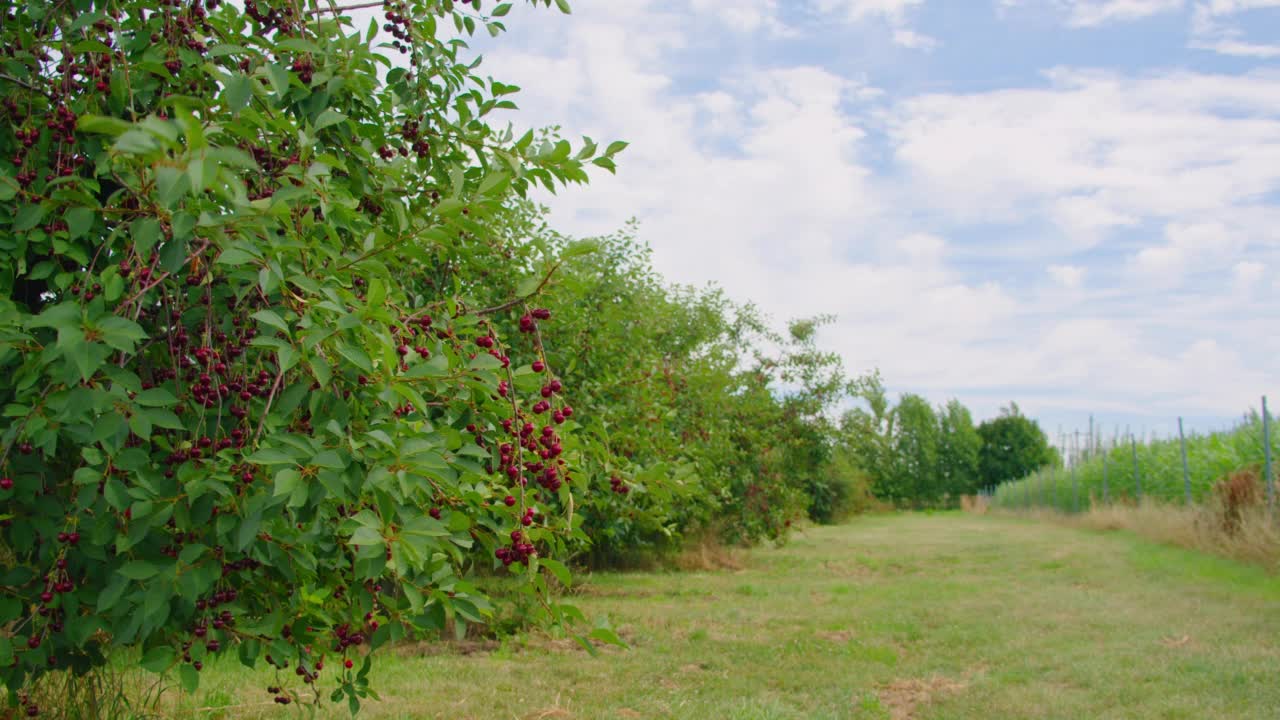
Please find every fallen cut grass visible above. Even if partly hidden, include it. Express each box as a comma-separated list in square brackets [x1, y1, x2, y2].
[141, 513, 1280, 719]
[996, 500, 1280, 572]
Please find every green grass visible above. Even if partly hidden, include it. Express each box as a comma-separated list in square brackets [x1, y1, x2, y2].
[172, 513, 1280, 719]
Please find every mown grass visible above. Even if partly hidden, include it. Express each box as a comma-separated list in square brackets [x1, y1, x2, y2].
[160, 513, 1280, 719]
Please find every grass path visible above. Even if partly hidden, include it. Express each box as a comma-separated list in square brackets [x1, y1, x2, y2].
[186, 513, 1280, 719]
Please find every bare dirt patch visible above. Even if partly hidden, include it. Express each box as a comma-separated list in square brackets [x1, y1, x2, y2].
[392, 639, 501, 657]
[875, 675, 968, 720]
[817, 629, 856, 643]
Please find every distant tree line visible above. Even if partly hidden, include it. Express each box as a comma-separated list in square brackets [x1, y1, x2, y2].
[837, 374, 1057, 508]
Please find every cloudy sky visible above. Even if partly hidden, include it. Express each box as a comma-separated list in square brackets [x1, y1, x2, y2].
[456, 0, 1278, 440]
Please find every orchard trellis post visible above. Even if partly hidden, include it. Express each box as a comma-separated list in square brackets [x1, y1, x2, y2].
[1131, 434, 1141, 503]
[1050, 464, 1057, 510]
[1072, 431, 1080, 513]
[1178, 417, 1191, 506]
[1264, 396, 1273, 509]
[1102, 444, 1110, 505]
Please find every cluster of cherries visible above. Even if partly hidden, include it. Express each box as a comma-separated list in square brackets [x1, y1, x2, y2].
[382, 0, 415, 54]
[9, 106, 85, 189]
[399, 116, 431, 159]
[290, 55, 315, 85]
[244, 0, 299, 37]
[14, 692, 39, 717]
[494, 529, 536, 567]
[608, 476, 631, 495]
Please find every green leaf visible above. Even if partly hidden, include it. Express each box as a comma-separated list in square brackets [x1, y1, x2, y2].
[178, 544, 208, 565]
[134, 388, 178, 407]
[515, 276, 541, 297]
[0, 637, 12, 667]
[141, 646, 176, 674]
[114, 129, 159, 155]
[156, 166, 189, 207]
[129, 412, 152, 441]
[335, 343, 373, 373]
[179, 663, 200, 693]
[222, 74, 253, 113]
[252, 310, 291, 336]
[97, 575, 128, 612]
[13, 204, 46, 232]
[492, 2, 512, 16]
[236, 512, 262, 551]
[349, 526, 382, 546]
[132, 218, 162, 259]
[311, 450, 347, 470]
[118, 561, 159, 580]
[605, 140, 629, 156]
[244, 448, 295, 465]
[273, 468, 302, 498]
[554, 0, 572, 14]
[315, 108, 347, 131]
[215, 247, 260, 266]
[99, 316, 146, 352]
[77, 115, 132, 135]
[277, 345, 300, 373]
[468, 354, 502, 370]
[540, 558, 572, 588]
[66, 207, 94, 239]
[589, 626, 627, 648]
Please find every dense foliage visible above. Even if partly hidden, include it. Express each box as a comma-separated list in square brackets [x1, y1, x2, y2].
[976, 404, 1056, 489]
[491, 220, 857, 564]
[993, 411, 1278, 512]
[840, 382, 1033, 507]
[0, 0, 874, 712]
[0, 0, 635, 713]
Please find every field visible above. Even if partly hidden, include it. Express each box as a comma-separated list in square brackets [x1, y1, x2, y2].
[173, 514, 1280, 719]
[993, 416, 1275, 511]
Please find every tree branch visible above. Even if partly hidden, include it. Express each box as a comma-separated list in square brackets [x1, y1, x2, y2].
[475, 261, 561, 316]
[306, 1, 382, 15]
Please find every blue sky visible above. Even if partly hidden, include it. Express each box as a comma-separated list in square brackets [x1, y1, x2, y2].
[449, 0, 1280, 442]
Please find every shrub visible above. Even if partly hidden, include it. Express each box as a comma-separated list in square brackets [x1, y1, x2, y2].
[1213, 467, 1263, 535]
[0, 0, 623, 712]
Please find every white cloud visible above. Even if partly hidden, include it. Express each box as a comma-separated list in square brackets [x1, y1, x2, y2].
[888, 69, 1280, 235]
[1190, 0, 1280, 56]
[892, 28, 939, 49]
[469, 1, 1278, 428]
[689, 0, 792, 34]
[816, 0, 937, 49]
[1049, 264, 1087, 287]
[816, 0, 925, 22]
[1068, 0, 1185, 26]
[1000, 0, 1184, 25]
[1233, 260, 1265, 289]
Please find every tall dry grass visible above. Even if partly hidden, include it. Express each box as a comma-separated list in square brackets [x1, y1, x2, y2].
[990, 500, 1280, 572]
[984, 466, 1280, 572]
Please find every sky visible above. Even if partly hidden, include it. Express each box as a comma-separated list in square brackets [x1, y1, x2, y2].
[447, 0, 1279, 441]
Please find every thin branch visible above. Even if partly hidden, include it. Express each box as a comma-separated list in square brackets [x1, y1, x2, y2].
[306, 1, 382, 15]
[0, 73, 55, 101]
[118, 238, 212, 310]
[475, 261, 561, 316]
[251, 369, 287, 448]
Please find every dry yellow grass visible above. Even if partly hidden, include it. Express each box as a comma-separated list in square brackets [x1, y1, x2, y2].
[992, 500, 1280, 572]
